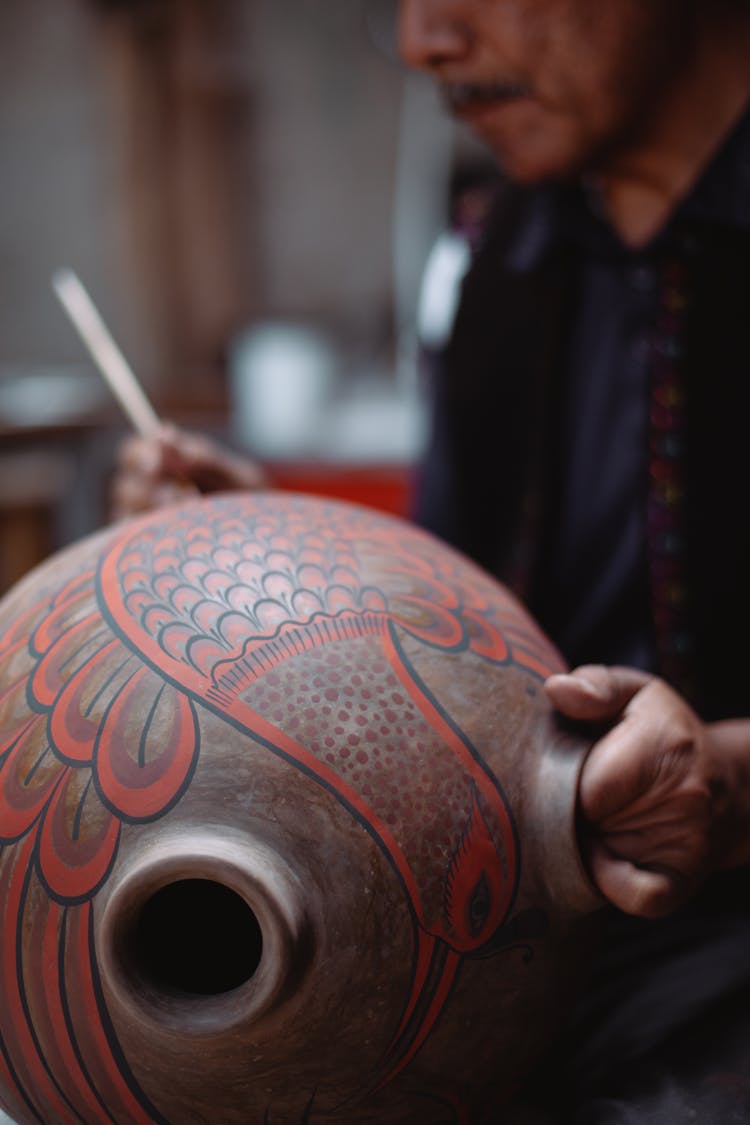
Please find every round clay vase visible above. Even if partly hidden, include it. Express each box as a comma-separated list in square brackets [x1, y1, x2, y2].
[0, 493, 600, 1124]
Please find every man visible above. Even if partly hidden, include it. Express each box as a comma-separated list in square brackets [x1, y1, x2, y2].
[399, 0, 750, 909]
[113, 1, 750, 1117]
[395, 0, 750, 1118]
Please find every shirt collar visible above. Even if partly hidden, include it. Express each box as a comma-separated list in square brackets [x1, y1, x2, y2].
[679, 102, 750, 229]
[503, 100, 750, 272]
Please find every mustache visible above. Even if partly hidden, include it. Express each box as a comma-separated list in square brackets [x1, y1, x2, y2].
[442, 80, 532, 111]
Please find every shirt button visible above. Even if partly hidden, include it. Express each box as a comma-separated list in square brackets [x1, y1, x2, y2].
[627, 264, 656, 292]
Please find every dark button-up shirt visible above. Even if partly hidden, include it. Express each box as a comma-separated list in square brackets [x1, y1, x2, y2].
[514, 106, 750, 672]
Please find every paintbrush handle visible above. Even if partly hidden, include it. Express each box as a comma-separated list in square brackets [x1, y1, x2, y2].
[52, 268, 161, 437]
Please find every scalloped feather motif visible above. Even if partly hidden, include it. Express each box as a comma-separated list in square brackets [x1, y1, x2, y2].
[0, 494, 561, 1123]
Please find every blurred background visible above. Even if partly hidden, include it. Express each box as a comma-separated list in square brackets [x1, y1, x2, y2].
[0, 0, 493, 596]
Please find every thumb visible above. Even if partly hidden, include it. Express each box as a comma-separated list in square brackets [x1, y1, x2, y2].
[545, 664, 652, 722]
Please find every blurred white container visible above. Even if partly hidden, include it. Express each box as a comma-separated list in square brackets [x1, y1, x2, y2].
[229, 323, 338, 459]
[0, 365, 108, 427]
[318, 378, 427, 465]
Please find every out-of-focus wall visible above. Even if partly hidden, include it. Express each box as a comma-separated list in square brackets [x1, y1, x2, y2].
[0, 0, 123, 369]
[246, 0, 404, 345]
[0, 0, 449, 393]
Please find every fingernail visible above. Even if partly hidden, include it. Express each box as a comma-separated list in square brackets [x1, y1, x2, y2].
[573, 675, 609, 700]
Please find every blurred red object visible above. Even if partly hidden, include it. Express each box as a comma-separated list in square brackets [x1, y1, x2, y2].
[267, 461, 414, 517]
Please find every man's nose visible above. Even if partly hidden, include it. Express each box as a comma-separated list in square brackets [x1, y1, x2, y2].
[397, 0, 472, 71]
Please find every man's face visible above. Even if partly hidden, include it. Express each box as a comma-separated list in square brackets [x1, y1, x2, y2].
[398, 0, 692, 182]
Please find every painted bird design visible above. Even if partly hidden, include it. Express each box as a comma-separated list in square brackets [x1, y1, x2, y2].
[0, 494, 562, 1123]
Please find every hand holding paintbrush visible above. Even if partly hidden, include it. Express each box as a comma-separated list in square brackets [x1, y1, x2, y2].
[52, 269, 266, 519]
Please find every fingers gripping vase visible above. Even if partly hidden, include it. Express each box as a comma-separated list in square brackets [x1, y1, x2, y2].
[0, 493, 598, 1124]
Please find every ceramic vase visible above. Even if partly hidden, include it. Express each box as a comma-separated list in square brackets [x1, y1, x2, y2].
[0, 493, 599, 1124]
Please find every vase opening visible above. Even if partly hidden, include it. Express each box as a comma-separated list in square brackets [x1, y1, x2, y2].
[127, 878, 264, 997]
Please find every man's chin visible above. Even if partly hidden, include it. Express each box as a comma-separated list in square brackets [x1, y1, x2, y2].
[468, 119, 587, 184]
[486, 140, 585, 184]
